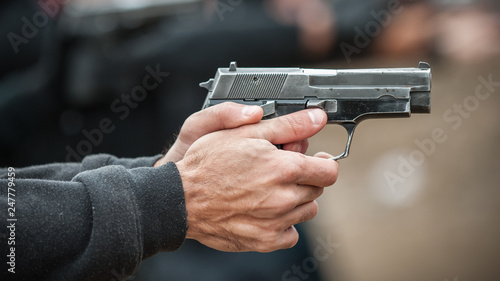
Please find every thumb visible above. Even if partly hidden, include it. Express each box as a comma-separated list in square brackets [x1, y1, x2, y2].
[162, 102, 263, 164]
[178, 102, 263, 145]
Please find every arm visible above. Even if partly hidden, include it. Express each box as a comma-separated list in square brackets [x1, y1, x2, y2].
[0, 159, 186, 281]
[1, 102, 338, 280]
[0, 102, 264, 281]
[0, 154, 162, 182]
[0, 102, 257, 281]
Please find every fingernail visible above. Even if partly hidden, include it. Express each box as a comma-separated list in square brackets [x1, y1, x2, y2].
[308, 109, 324, 126]
[242, 106, 259, 117]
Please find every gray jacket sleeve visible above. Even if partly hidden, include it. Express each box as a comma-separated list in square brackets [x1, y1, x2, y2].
[0, 154, 187, 281]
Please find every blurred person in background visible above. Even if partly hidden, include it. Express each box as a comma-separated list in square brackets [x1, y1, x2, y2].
[371, 0, 500, 63]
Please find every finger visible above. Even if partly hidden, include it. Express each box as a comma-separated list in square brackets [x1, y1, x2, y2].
[279, 151, 339, 187]
[281, 139, 309, 154]
[314, 151, 334, 159]
[269, 185, 324, 218]
[163, 102, 264, 163]
[276, 225, 299, 250]
[275, 200, 321, 249]
[299, 155, 339, 187]
[179, 102, 263, 145]
[242, 109, 327, 145]
[291, 185, 324, 208]
[280, 200, 319, 231]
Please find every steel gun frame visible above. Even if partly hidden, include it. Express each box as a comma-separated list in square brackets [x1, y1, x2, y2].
[200, 62, 431, 160]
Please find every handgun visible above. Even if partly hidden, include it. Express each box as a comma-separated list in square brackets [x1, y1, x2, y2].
[200, 62, 431, 160]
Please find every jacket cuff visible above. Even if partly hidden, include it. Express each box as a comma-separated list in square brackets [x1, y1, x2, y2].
[129, 162, 187, 258]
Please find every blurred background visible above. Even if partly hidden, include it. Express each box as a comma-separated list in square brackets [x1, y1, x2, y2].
[1, 0, 500, 280]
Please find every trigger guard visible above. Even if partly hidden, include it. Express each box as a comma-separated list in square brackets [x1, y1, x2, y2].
[328, 123, 357, 161]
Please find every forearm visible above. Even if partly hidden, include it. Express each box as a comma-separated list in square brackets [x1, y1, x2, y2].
[0, 154, 162, 181]
[0, 159, 186, 281]
[81, 154, 162, 170]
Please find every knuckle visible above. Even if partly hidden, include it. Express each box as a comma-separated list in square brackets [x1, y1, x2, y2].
[279, 167, 296, 183]
[201, 102, 237, 128]
[257, 125, 277, 142]
[294, 201, 318, 226]
[276, 190, 299, 214]
[256, 231, 280, 253]
[212, 105, 228, 126]
[181, 113, 199, 133]
[256, 225, 300, 252]
[282, 115, 307, 139]
[255, 138, 274, 149]
[306, 186, 324, 201]
[243, 139, 275, 156]
[277, 153, 304, 182]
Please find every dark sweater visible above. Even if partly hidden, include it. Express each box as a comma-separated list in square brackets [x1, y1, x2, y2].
[0, 154, 187, 281]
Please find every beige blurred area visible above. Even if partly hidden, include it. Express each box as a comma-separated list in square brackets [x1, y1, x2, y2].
[304, 8, 500, 281]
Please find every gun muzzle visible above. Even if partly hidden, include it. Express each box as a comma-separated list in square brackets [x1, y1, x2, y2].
[411, 91, 431, 114]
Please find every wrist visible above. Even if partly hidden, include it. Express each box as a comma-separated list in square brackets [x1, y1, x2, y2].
[153, 157, 166, 167]
[175, 158, 207, 242]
